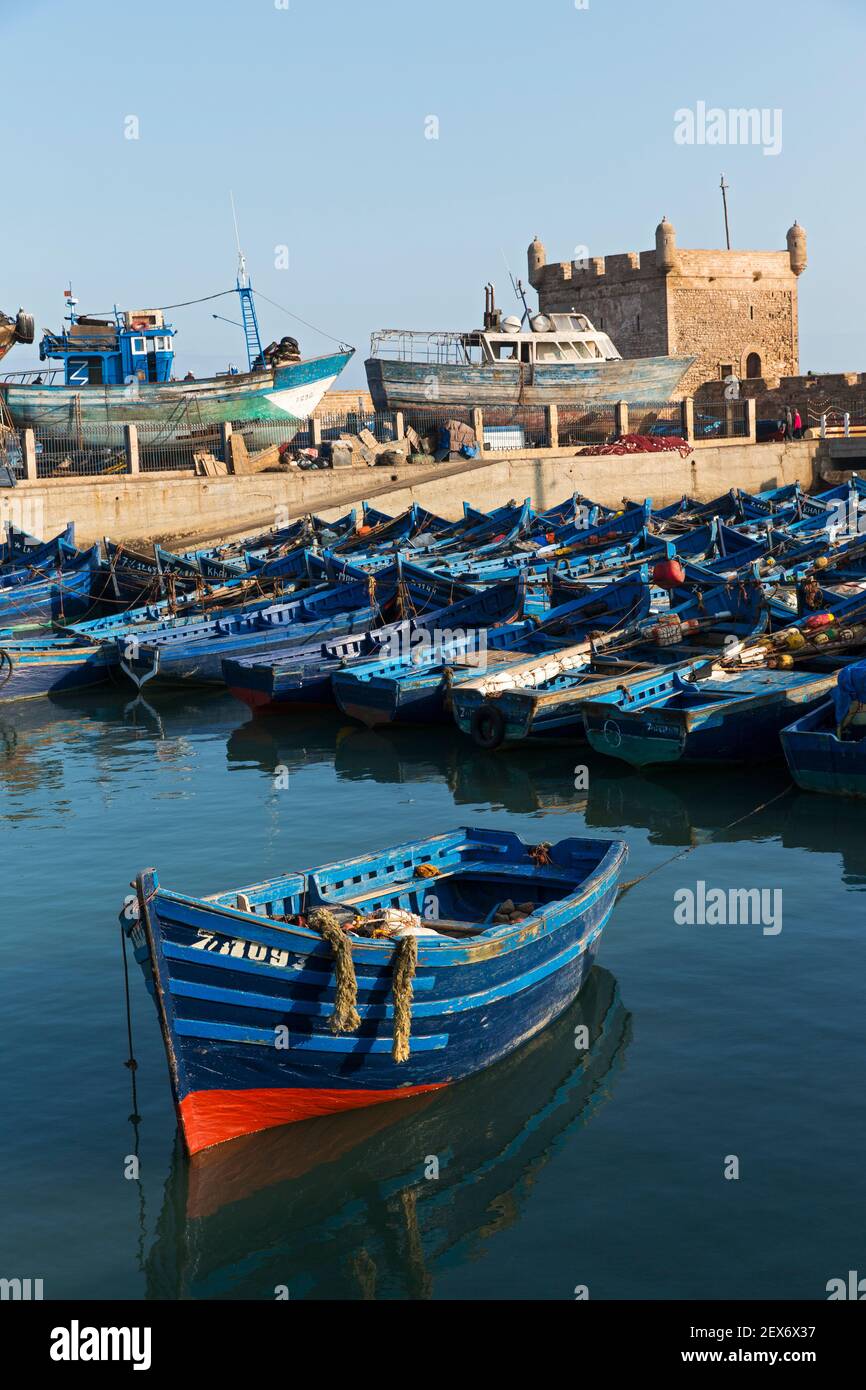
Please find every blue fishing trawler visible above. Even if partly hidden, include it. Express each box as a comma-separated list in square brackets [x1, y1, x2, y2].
[129, 826, 627, 1153]
[0, 258, 353, 436]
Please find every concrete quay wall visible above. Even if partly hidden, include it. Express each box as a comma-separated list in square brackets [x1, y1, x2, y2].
[6, 440, 821, 548]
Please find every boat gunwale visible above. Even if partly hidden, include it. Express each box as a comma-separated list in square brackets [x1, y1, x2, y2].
[136, 831, 627, 964]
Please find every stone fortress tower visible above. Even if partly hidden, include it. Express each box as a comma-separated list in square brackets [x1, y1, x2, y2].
[528, 219, 807, 398]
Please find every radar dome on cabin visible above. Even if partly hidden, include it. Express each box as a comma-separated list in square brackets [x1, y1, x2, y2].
[39, 290, 176, 387]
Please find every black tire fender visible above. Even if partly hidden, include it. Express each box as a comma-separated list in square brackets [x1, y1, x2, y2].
[470, 701, 506, 750]
[14, 311, 35, 345]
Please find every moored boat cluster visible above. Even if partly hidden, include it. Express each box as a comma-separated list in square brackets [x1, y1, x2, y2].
[8, 478, 866, 1152]
[3, 482, 866, 790]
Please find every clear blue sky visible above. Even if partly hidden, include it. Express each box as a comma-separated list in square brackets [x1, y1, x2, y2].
[2, 0, 863, 385]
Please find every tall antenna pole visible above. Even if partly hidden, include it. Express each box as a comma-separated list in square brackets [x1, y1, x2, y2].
[720, 173, 731, 250]
[230, 189, 248, 288]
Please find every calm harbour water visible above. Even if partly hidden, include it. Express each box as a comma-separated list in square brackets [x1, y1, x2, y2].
[1, 688, 864, 1300]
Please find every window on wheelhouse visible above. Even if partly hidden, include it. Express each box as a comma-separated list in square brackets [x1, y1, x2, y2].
[537, 341, 568, 361]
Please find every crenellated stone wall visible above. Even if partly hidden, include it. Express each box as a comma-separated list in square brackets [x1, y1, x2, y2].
[529, 222, 804, 398]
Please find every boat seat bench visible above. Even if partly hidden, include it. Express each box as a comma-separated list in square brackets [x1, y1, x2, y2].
[323, 860, 575, 913]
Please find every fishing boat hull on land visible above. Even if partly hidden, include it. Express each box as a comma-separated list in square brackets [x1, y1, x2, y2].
[365, 355, 694, 409]
[1, 351, 353, 436]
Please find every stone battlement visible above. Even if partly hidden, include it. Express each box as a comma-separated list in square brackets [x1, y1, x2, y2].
[527, 220, 806, 397]
[532, 246, 796, 293]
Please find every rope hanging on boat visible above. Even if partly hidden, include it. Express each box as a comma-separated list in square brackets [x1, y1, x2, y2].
[442, 666, 455, 712]
[0, 649, 14, 691]
[253, 289, 353, 349]
[308, 907, 361, 1034]
[392, 934, 418, 1063]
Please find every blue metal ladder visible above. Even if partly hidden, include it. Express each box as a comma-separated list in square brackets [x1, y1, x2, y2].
[237, 283, 264, 373]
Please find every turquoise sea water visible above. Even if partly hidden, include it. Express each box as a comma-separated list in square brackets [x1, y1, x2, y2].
[1, 689, 864, 1300]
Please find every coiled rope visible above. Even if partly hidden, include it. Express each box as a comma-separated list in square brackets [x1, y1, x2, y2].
[308, 907, 361, 1034]
[308, 906, 418, 1059]
[392, 934, 417, 1064]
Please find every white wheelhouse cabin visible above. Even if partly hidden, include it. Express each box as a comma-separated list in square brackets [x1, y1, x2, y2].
[368, 314, 622, 369]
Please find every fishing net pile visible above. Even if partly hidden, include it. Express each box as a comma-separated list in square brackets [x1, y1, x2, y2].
[578, 434, 693, 458]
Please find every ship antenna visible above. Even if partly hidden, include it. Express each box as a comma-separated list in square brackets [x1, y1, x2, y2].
[501, 247, 531, 327]
[228, 191, 263, 371]
[230, 189, 248, 288]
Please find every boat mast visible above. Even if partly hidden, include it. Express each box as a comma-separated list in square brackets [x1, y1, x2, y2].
[230, 191, 265, 372]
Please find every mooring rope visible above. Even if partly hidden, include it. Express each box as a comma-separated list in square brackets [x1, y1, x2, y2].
[392, 933, 418, 1063]
[307, 905, 422, 1061]
[616, 784, 795, 898]
[308, 907, 361, 1033]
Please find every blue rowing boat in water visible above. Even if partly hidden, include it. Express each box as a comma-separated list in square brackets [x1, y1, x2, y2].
[0, 636, 109, 702]
[0, 543, 102, 624]
[128, 826, 627, 1153]
[112, 563, 470, 690]
[331, 569, 652, 728]
[581, 660, 836, 767]
[222, 576, 529, 715]
[781, 659, 866, 797]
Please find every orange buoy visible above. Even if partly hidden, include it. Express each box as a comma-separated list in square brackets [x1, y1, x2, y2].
[652, 558, 686, 589]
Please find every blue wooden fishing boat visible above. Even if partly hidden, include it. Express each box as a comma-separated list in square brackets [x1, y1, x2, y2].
[0, 543, 102, 624]
[222, 576, 528, 715]
[145, 970, 629, 1297]
[405, 499, 534, 557]
[424, 501, 653, 586]
[0, 522, 75, 572]
[780, 660, 866, 797]
[113, 563, 470, 690]
[129, 826, 627, 1152]
[64, 547, 370, 646]
[330, 623, 538, 727]
[0, 636, 109, 702]
[581, 660, 836, 767]
[202, 508, 359, 565]
[331, 569, 653, 728]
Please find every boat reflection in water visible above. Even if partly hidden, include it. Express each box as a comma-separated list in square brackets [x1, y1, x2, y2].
[145, 967, 631, 1300]
[226, 714, 591, 816]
